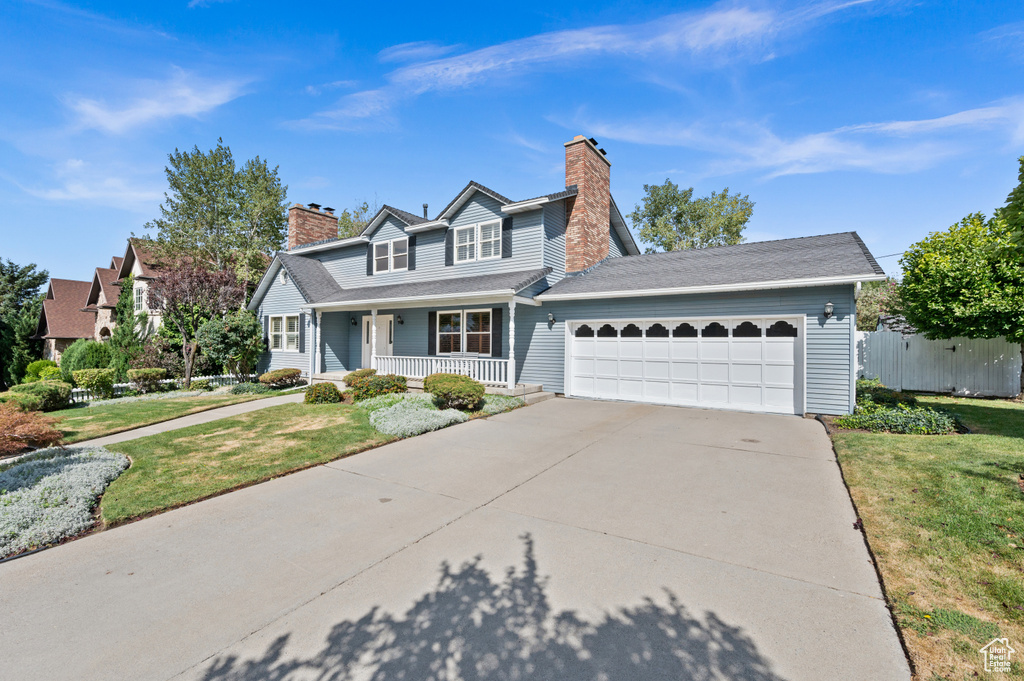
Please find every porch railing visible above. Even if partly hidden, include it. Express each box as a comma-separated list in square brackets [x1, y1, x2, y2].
[373, 355, 509, 385]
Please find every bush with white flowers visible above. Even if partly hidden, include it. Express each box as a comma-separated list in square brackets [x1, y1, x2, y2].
[0, 446, 129, 559]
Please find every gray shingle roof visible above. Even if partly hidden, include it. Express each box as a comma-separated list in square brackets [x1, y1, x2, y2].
[314, 268, 551, 306]
[542, 232, 885, 297]
[278, 253, 343, 303]
[436, 181, 513, 219]
[381, 204, 428, 225]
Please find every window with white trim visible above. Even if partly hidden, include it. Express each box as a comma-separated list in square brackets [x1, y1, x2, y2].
[373, 237, 409, 273]
[134, 286, 144, 312]
[436, 309, 491, 356]
[269, 315, 299, 351]
[454, 222, 501, 263]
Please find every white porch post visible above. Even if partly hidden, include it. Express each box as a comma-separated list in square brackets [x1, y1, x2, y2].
[507, 299, 516, 390]
[308, 312, 316, 379]
[315, 311, 322, 375]
[370, 308, 378, 371]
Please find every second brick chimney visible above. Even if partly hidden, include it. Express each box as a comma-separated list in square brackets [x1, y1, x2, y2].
[288, 203, 339, 250]
[564, 135, 611, 272]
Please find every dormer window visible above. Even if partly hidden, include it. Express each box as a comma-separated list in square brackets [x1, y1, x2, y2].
[455, 221, 501, 263]
[374, 237, 409, 273]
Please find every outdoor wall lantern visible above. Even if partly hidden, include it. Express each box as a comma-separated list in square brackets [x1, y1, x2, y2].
[397, 315, 404, 325]
[548, 313, 556, 324]
[823, 301, 834, 319]
[350, 317, 357, 326]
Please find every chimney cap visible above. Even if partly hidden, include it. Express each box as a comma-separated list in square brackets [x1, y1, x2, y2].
[308, 202, 322, 211]
[323, 207, 334, 215]
[588, 137, 598, 146]
[422, 203, 429, 219]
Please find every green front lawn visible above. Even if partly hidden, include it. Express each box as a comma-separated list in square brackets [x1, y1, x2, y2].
[100, 403, 387, 525]
[53, 393, 274, 443]
[833, 395, 1024, 679]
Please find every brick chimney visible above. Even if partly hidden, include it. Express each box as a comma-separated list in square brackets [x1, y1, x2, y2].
[288, 203, 339, 250]
[564, 135, 611, 272]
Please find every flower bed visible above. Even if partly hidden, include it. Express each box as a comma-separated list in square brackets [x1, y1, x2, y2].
[0, 446, 129, 558]
[355, 392, 526, 438]
[832, 379, 959, 435]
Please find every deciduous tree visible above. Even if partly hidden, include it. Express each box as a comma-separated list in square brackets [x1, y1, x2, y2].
[856, 278, 899, 332]
[629, 180, 753, 253]
[147, 260, 243, 387]
[196, 310, 264, 380]
[337, 199, 380, 239]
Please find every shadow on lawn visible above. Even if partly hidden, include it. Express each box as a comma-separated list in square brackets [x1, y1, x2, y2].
[924, 398, 1024, 439]
[199, 535, 785, 681]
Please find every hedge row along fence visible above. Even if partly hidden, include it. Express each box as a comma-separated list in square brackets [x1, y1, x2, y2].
[68, 374, 255, 404]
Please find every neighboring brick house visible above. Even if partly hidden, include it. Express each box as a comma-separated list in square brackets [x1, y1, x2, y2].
[33, 279, 96, 362]
[112, 239, 163, 335]
[83, 256, 124, 341]
[248, 135, 886, 416]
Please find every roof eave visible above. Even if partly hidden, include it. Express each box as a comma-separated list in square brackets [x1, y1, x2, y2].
[303, 289, 520, 312]
[537, 274, 886, 302]
[406, 219, 450, 233]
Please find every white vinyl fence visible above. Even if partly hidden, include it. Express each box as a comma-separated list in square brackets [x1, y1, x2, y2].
[70, 374, 251, 404]
[856, 331, 1022, 397]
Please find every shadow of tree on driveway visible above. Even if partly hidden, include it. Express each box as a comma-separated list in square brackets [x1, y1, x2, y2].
[200, 535, 786, 680]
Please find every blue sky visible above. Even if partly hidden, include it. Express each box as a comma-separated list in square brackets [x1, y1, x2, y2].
[2, 0, 1023, 281]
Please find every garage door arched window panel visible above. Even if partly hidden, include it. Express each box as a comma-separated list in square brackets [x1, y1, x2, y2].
[702, 322, 728, 338]
[732, 321, 762, 338]
[621, 323, 643, 338]
[646, 323, 669, 338]
[766, 320, 798, 337]
[673, 322, 698, 338]
[597, 324, 618, 338]
[575, 324, 595, 338]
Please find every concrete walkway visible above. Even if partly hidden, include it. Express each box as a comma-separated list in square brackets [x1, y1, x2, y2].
[0, 398, 909, 681]
[79, 392, 305, 447]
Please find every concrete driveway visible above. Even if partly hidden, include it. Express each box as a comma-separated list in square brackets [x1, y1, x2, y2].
[0, 398, 909, 681]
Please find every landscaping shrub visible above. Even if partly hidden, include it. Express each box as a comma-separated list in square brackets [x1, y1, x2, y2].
[349, 374, 407, 402]
[855, 378, 917, 408]
[189, 379, 213, 392]
[368, 397, 468, 438]
[9, 381, 72, 411]
[39, 367, 62, 381]
[229, 382, 272, 395]
[423, 373, 485, 411]
[126, 368, 167, 394]
[833, 404, 958, 435]
[196, 310, 265, 380]
[343, 368, 376, 387]
[0, 392, 44, 412]
[22, 360, 57, 383]
[258, 368, 302, 388]
[72, 368, 116, 399]
[305, 382, 343, 404]
[479, 395, 525, 415]
[355, 392, 420, 414]
[0, 446, 129, 558]
[59, 339, 112, 384]
[0, 403, 63, 457]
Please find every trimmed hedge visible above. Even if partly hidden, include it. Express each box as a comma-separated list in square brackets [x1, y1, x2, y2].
[305, 382, 343, 404]
[189, 379, 213, 392]
[258, 368, 302, 388]
[127, 368, 167, 394]
[229, 382, 272, 395]
[0, 392, 44, 412]
[343, 368, 376, 387]
[59, 339, 112, 384]
[9, 381, 72, 411]
[23, 360, 57, 383]
[39, 367, 62, 381]
[349, 374, 407, 402]
[423, 373, 485, 411]
[73, 368, 116, 399]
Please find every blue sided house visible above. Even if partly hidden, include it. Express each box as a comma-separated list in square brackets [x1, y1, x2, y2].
[247, 135, 886, 415]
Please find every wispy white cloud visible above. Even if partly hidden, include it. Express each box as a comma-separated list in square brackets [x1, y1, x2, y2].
[188, 0, 233, 7]
[579, 99, 1024, 178]
[304, 80, 358, 96]
[66, 68, 248, 134]
[295, 1, 874, 129]
[15, 158, 162, 208]
[378, 41, 459, 63]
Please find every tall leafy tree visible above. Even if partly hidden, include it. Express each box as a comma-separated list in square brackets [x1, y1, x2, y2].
[856, 278, 899, 332]
[897, 213, 1024, 388]
[107, 275, 149, 381]
[629, 180, 754, 253]
[0, 260, 49, 388]
[144, 138, 288, 294]
[337, 199, 380, 238]
[146, 259, 243, 387]
[996, 155, 1024, 252]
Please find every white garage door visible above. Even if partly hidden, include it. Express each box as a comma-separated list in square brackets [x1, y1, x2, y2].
[568, 317, 804, 414]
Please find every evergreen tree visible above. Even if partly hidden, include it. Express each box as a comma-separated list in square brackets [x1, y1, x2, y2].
[107, 275, 149, 381]
[0, 260, 49, 388]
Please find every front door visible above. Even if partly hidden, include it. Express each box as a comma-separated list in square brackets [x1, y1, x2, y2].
[361, 315, 394, 368]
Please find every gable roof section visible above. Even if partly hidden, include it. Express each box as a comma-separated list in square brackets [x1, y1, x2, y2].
[117, 238, 163, 280]
[35, 279, 95, 339]
[538, 232, 886, 300]
[86, 266, 120, 309]
[247, 253, 344, 311]
[307, 268, 552, 309]
[110, 256, 124, 271]
[436, 181, 513, 221]
[359, 204, 429, 238]
[609, 196, 641, 256]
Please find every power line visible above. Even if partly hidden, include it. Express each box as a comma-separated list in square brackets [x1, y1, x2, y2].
[875, 252, 904, 258]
